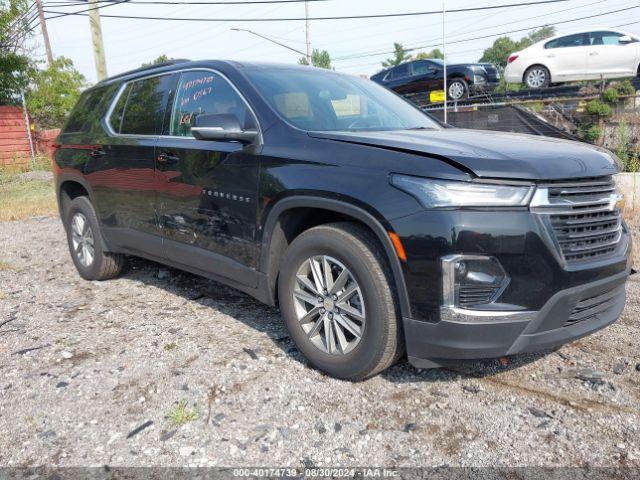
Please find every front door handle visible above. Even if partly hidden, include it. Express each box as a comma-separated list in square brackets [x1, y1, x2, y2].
[589, 52, 599, 56]
[157, 152, 180, 165]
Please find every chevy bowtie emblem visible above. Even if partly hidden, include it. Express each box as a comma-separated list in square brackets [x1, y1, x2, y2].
[609, 193, 625, 211]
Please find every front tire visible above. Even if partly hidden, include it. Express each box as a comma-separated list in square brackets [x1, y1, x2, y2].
[278, 223, 402, 381]
[447, 79, 468, 100]
[64, 196, 125, 281]
[524, 65, 550, 89]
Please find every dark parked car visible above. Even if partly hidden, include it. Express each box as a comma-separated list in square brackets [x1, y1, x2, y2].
[371, 59, 501, 100]
[54, 60, 631, 380]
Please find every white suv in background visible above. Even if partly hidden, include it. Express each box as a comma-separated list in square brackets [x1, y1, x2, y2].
[504, 29, 640, 89]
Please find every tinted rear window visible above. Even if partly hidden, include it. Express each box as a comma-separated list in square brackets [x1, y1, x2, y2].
[545, 33, 587, 49]
[63, 85, 114, 134]
[119, 74, 176, 135]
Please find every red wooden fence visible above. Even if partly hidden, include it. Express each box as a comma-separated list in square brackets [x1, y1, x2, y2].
[0, 105, 32, 168]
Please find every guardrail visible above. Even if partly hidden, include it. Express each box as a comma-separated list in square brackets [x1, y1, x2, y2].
[404, 77, 640, 110]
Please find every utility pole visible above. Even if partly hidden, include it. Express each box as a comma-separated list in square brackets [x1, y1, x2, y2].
[88, 0, 107, 81]
[442, 0, 447, 124]
[304, 0, 311, 64]
[35, 0, 53, 66]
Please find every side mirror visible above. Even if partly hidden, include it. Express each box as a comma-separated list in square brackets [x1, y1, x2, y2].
[191, 113, 259, 144]
[619, 35, 633, 44]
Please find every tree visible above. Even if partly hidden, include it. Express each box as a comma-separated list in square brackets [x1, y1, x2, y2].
[382, 43, 412, 68]
[141, 54, 172, 67]
[298, 49, 332, 69]
[0, 0, 32, 104]
[26, 56, 87, 129]
[480, 26, 556, 69]
[415, 49, 444, 60]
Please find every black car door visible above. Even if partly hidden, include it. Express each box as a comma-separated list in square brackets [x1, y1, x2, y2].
[155, 70, 261, 287]
[95, 73, 178, 255]
[409, 60, 443, 92]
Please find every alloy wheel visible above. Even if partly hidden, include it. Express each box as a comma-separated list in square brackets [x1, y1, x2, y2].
[292, 255, 366, 355]
[526, 68, 546, 88]
[70, 212, 95, 267]
[448, 81, 465, 100]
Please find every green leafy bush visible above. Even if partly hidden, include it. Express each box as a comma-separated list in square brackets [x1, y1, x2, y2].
[625, 151, 640, 173]
[26, 57, 86, 129]
[579, 124, 602, 143]
[614, 79, 637, 96]
[586, 100, 613, 117]
[602, 88, 619, 104]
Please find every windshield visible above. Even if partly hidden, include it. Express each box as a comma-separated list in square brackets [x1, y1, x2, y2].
[245, 67, 441, 132]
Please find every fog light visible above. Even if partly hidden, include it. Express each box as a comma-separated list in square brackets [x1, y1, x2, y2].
[442, 255, 509, 309]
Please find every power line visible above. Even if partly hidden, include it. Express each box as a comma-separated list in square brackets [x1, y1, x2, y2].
[44, 0, 130, 20]
[328, 0, 610, 59]
[333, 3, 640, 61]
[44, 0, 572, 22]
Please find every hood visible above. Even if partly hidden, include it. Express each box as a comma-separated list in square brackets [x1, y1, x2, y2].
[308, 129, 619, 181]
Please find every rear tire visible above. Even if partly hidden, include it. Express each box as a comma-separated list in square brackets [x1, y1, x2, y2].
[524, 65, 550, 89]
[64, 196, 125, 281]
[278, 222, 402, 381]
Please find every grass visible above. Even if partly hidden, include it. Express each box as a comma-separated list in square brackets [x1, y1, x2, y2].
[0, 260, 14, 270]
[167, 400, 198, 426]
[623, 206, 640, 269]
[163, 342, 178, 351]
[0, 155, 57, 221]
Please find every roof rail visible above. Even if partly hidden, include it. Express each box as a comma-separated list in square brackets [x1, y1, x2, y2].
[97, 59, 191, 84]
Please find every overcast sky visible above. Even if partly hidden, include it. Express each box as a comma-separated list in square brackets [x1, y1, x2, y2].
[30, 0, 640, 84]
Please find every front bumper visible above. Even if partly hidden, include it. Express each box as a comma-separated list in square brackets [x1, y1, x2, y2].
[404, 268, 630, 368]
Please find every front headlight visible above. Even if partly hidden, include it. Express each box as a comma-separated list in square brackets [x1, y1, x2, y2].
[390, 175, 535, 208]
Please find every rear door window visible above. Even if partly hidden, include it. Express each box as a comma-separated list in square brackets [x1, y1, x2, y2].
[168, 70, 255, 137]
[545, 33, 588, 49]
[118, 74, 177, 135]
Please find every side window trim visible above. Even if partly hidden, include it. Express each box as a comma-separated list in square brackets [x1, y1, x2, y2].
[104, 67, 261, 141]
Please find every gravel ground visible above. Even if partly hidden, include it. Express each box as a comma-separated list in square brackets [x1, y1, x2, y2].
[1, 216, 639, 468]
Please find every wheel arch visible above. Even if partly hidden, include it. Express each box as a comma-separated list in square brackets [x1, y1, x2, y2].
[57, 175, 111, 252]
[259, 196, 412, 318]
[523, 63, 551, 84]
[57, 174, 94, 218]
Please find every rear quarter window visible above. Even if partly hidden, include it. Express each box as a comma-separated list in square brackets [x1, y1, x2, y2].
[62, 85, 116, 134]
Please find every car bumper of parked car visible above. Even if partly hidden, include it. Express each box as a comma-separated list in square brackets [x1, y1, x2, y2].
[403, 268, 630, 368]
[503, 66, 523, 84]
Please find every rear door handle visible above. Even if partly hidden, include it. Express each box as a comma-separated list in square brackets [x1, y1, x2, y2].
[589, 52, 599, 56]
[157, 152, 180, 165]
[89, 148, 105, 159]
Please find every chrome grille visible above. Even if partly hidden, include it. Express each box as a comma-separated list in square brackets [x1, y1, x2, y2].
[532, 176, 623, 265]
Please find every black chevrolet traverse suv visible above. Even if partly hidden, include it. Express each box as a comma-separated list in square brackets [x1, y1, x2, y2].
[54, 60, 632, 380]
